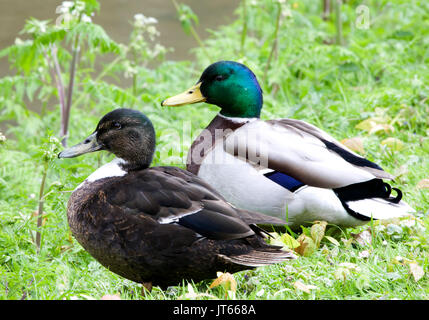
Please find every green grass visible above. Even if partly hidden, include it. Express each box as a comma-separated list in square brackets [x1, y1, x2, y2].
[0, 0, 428, 300]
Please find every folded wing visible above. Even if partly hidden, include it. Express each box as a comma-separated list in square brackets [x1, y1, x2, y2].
[224, 119, 392, 189]
[105, 166, 286, 240]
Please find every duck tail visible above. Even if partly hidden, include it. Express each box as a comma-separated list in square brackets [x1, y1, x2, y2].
[334, 179, 415, 221]
[219, 247, 296, 267]
[345, 198, 415, 221]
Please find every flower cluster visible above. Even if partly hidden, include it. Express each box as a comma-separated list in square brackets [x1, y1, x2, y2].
[126, 12, 167, 71]
[56, 0, 93, 28]
[42, 136, 62, 163]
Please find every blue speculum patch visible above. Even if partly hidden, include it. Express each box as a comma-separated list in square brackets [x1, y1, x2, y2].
[264, 171, 305, 192]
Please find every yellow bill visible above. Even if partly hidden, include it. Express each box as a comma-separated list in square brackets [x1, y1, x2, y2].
[161, 82, 206, 107]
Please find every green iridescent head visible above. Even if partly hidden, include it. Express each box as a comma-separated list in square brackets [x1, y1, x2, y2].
[162, 61, 263, 118]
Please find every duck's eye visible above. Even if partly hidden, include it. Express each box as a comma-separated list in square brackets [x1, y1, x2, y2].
[214, 75, 225, 81]
[112, 122, 122, 130]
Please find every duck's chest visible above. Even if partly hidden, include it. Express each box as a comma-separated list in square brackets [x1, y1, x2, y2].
[193, 142, 295, 219]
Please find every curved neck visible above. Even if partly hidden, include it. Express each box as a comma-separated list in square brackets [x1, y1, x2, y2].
[219, 81, 263, 118]
[217, 86, 262, 118]
[219, 100, 262, 118]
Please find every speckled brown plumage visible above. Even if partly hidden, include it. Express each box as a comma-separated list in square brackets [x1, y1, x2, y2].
[67, 166, 294, 289]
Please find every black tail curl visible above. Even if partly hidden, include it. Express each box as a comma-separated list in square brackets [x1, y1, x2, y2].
[334, 179, 403, 204]
[334, 179, 402, 221]
[333, 179, 403, 221]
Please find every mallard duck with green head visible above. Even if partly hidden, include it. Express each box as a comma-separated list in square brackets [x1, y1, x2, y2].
[58, 108, 294, 290]
[162, 61, 415, 229]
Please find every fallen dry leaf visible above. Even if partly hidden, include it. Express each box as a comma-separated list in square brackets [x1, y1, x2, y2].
[355, 118, 394, 134]
[390, 257, 425, 282]
[355, 118, 378, 132]
[334, 263, 360, 282]
[381, 137, 404, 151]
[351, 230, 372, 246]
[370, 124, 394, 135]
[341, 237, 353, 247]
[416, 179, 429, 189]
[341, 137, 365, 154]
[209, 272, 237, 294]
[310, 221, 328, 248]
[409, 262, 425, 282]
[358, 250, 370, 259]
[293, 280, 318, 294]
[294, 234, 317, 257]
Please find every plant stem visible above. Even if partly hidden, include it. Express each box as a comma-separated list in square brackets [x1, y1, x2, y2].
[188, 24, 211, 60]
[71, 54, 123, 110]
[35, 161, 49, 253]
[335, 0, 343, 45]
[132, 49, 137, 96]
[62, 34, 81, 147]
[46, 45, 67, 132]
[263, 2, 282, 83]
[240, 0, 248, 56]
[171, 0, 211, 60]
[322, 0, 331, 20]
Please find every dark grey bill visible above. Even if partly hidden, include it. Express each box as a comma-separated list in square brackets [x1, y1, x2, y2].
[58, 132, 103, 158]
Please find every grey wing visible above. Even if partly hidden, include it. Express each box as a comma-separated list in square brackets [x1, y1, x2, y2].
[223, 119, 392, 189]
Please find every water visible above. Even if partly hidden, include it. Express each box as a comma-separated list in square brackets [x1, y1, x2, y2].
[0, 0, 240, 77]
[0, 0, 240, 132]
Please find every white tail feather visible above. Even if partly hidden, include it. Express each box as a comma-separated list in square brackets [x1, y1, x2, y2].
[347, 198, 415, 220]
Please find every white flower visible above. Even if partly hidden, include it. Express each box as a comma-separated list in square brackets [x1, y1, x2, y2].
[57, 6, 69, 14]
[74, 1, 86, 12]
[134, 13, 158, 27]
[49, 136, 60, 144]
[81, 13, 92, 23]
[147, 25, 159, 37]
[282, 7, 292, 18]
[61, 1, 74, 8]
[145, 17, 158, 24]
[134, 13, 145, 21]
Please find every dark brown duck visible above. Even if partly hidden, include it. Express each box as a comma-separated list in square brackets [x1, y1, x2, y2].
[58, 108, 294, 290]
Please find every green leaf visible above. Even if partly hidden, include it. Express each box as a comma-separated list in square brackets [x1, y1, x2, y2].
[324, 236, 340, 247]
[67, 22, 121, 54]
[34, 29, 67, 46]
[176, 3, 199, 35]
[280, 233, 300, 249]
[81, 0, 100, 15]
